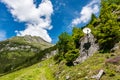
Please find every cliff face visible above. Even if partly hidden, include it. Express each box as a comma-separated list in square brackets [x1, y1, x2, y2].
[74, 33, 99, 65]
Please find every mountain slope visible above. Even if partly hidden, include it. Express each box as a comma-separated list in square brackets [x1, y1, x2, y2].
[0, 58, 55, 80]
[0, 59, 54, 80]
[0, 43, 120, 80]
[5, 35, 53, 49]
[0, 35, 53, 75]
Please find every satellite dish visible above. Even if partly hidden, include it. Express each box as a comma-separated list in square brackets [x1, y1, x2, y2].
[83, 28, 91, 34]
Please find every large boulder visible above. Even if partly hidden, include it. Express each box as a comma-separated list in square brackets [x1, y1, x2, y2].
[73, 33, 99, 65]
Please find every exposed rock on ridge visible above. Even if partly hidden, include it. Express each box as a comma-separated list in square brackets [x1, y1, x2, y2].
[74, 33, 99, 65]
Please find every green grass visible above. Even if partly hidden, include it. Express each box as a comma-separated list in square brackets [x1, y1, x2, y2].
[0, 58, 55, 80]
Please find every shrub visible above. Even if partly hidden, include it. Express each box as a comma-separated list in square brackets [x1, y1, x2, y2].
[65, 49, 79, 65]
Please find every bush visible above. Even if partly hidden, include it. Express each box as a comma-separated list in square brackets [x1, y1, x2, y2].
[65, 49, 79, 65]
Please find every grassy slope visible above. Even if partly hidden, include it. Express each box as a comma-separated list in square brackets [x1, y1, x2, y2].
[53, 51, 120, 80]
[0, 46, 120, 80]
[0, 58, 55, 80]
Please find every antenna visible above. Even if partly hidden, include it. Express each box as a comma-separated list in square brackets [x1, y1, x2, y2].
[82, 28, 91, 56]
[83, 28, 91, 34]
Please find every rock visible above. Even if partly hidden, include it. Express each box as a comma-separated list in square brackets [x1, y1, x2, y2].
[111, 43, 120, 52]
[116, 65, 120, 72]
[66, 75, 70, 80]
[105, 56, 120, 65]
[41, 50, 58, 60]
[91, 69, 104, 80]
[9, 47, 18, 50]
[25, 45, 31, 49]
[73, 33, 99, 65]
[45, 50, 58, 59]
[85, 76, 88, 79]
[78, 72, 81, 75]
[49, 64, 53, 67]
[110, 53, 116, 56]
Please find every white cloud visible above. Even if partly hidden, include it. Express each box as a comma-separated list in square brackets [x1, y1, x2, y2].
[0, 30, 6, 41]
[72, 0, 100, 26]
[1, 0, 53, 42]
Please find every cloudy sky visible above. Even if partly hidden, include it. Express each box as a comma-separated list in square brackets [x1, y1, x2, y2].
[0, 0, 100, 43]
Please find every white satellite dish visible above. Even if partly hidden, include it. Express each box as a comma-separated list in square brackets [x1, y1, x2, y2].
[83, 28, 91, 34]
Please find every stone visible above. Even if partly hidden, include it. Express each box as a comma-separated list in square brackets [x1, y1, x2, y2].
[116, 65, 120, 72]
[41, 50, 58, 60]
[105, 56, 120, 65]
[78, 72, 81, 75]
[45, 50, 58, 59]
[85, 76, 88, 79]
[91, 69, 104, 80]
[66, 75, 70, 80]
[73, 33, 99, 65]
[111, 43, 120, 52]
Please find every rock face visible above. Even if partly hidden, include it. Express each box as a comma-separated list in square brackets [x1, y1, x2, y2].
[73, 33, 99, 65]
[43, 50, 58, 59]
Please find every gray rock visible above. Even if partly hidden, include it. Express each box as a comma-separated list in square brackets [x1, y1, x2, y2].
[9, 47, 18, 50]
[45, 50, 58, 59]
[66, 75, 70, 80]
[116, 65, 120, 72]
[111, 42, 120, 52]
[42, 50, 58, 60]
[91, 69, 104, 80]
[73, 33, 99, 65]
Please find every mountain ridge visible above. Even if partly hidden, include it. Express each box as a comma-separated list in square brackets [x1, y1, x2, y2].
[0, 35, 53, 75]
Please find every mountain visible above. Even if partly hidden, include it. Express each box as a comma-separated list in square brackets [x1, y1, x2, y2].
[0, 35, 53, 75]
[4, 35, 53, 49]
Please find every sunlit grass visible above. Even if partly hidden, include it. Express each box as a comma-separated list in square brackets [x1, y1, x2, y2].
[0, 58, 55, 80]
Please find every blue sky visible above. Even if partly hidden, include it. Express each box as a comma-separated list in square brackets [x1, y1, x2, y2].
[0, 0, 100, 43]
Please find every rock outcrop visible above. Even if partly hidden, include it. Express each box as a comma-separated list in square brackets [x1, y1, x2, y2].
[111, 42, 120, 52]
[73, 33, 99, 65]
[42, 50, 58, 60]
[105, 56, 120, 65]
[91, 69, 104, 80]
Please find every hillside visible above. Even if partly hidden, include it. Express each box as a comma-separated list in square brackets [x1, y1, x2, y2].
[0, 35, 53, 75]
[0, 43, 119, 80]
[6, 35, 53, 49]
